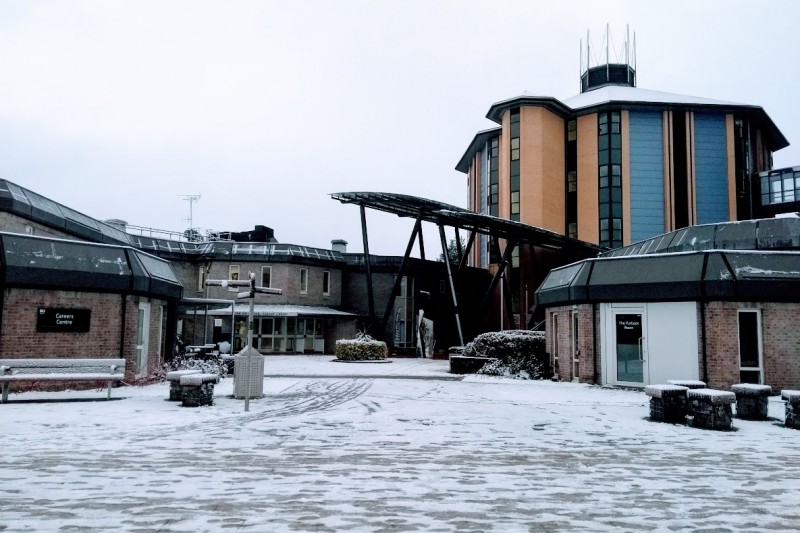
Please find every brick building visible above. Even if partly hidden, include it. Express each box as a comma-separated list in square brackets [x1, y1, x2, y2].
[535, 218, 800, 391]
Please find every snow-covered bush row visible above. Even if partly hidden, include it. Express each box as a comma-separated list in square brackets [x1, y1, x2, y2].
[335, 332, 388, 361]
[463, 330, 545, 379]
[165, 352, 228, 379]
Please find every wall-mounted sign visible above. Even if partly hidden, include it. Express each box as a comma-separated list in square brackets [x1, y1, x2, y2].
[36, 308, 91, 333]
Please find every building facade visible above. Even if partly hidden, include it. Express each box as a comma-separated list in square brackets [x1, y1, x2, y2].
[457, 62, 790, 255]
[535, 218, 800, 391]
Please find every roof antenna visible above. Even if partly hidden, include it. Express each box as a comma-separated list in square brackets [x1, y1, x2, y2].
[179, 194, 201, 238]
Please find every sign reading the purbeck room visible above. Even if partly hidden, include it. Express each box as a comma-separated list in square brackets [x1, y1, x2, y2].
[36, 308, 91, 333]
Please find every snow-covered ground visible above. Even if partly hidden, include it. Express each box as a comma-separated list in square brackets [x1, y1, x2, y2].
[1, 356, 798, 532]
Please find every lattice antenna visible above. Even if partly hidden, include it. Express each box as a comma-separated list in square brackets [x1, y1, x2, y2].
[179, 194, 201, 232]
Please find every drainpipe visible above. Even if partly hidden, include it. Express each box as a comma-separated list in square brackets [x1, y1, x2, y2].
[592, 303, 598, 384]
[119, 294, 127, 360]
[700, 252, 710, 384]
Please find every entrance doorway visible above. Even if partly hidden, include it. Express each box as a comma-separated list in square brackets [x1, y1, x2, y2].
[602, 302, 699, 387]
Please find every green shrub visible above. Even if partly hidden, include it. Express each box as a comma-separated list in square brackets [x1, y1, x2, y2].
[463, 330, 545, 379]
[335, 332, 388, 361]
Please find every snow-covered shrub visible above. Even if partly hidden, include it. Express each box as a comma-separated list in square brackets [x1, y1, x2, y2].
[463, 330, 545, 379]
[165, 352, 227, 379]
[335, 331, 388, 361]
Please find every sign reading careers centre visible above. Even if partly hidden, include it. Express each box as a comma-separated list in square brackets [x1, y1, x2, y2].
[36, 308, 91, 333]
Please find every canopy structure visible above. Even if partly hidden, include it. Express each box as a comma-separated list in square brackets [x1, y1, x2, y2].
[331, 191, 604, 343]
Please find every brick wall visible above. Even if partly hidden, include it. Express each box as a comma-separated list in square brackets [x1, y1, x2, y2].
[1, 288, 170, 389]
[546, 304, 596, 383]
[0, 212, 78, 240]
[203, 261, 343, 307]
[704, 301, 800, 391]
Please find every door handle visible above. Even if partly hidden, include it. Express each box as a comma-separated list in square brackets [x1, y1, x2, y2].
[638, 337, 644, 361]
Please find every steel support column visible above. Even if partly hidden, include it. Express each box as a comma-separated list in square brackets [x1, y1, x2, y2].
[380, 214, 423, 335]
[438, 222, 464, 346]
[360, 204, 375, 329]
[477, 237, 518, 321]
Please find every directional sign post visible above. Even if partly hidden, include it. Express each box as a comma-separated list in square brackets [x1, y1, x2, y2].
[206, 272, 282, 412]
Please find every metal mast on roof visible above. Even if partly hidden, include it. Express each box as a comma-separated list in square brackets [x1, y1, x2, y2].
[179, 194, 201, 239]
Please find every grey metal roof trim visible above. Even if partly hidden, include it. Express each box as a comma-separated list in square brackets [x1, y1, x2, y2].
[455, 127, 501, 174]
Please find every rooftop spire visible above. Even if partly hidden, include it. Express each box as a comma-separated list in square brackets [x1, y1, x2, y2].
[579, 24, 637, 93]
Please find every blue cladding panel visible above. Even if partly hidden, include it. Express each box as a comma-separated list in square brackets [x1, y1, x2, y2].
[629, 111, 665, 242]
[694, 113, 729, 224]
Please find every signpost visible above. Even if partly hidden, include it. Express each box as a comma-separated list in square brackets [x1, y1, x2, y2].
[206, 272, 282, 412]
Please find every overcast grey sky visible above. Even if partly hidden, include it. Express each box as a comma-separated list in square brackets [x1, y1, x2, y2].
[0, 1, 798, 255]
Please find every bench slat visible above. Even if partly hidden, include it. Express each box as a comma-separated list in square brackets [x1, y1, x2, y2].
[0, 358, 125, 368]
[0, 373, 124, 382]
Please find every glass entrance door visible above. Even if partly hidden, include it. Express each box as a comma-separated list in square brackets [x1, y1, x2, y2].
[614, 312, 645, 385]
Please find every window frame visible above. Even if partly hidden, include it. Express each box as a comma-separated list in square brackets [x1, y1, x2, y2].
[299, 268, 308, 295]
[261, 266, 272, 288]
[322, 270, 330, 296]
[229, 264, 240, 281]
[737, 308, 764, 384]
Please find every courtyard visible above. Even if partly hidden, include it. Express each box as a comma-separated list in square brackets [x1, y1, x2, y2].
[1, 356, 798, 532]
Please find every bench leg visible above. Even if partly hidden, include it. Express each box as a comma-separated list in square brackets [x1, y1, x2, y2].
[107, 380, 112, 400]
[1, 382, 8, 404]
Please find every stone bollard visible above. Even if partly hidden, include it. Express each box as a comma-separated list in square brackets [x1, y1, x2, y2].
[645, 384, 689, 423]
[687, 389, 736, 430]
[180, 373, 220, 407]
[781, 390, 800, 430]
[166, 369, 202, 401]
[731, 384, 772, 420]
[667, 379, 707, 390]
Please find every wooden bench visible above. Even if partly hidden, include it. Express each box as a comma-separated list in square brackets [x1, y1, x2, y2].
[0, 358, 126, 403]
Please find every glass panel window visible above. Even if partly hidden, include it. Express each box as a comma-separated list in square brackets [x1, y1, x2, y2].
[738, 310, 762, 383]
[261, 266, 271, 288]
[300, 268, 308, 294]
[322, 271, 330, 295]
[229, 265, 240, 281]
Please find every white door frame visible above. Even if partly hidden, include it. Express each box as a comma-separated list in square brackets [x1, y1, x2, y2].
[135, 302, 151, 376]
[603, 304, 647, 387]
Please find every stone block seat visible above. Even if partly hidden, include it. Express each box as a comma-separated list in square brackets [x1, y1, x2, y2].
[781, 390, 800, 429]
[667, 379, 707, 390]
[730, 384, 773, 420]
[687, 389, 736, 430]
[645, 384, 689, 423]
[180, 373, 220, 407]
[166, 369, 201, 401]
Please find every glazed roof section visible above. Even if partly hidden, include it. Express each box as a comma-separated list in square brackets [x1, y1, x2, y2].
[0, 179, 131, 245]
[0, 179, 344, 264]
[601, 218, 800, 257]
[536, 217, 800, 307]
[535, 249, 800, 307]
[0, 232, 183, 299]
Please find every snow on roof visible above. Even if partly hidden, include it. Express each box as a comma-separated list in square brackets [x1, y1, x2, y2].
[562, 85, 745, 111]
[195, 304, 356, 318]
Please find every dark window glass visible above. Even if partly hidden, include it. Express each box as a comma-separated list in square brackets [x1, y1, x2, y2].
[738, 311, 760, 368]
